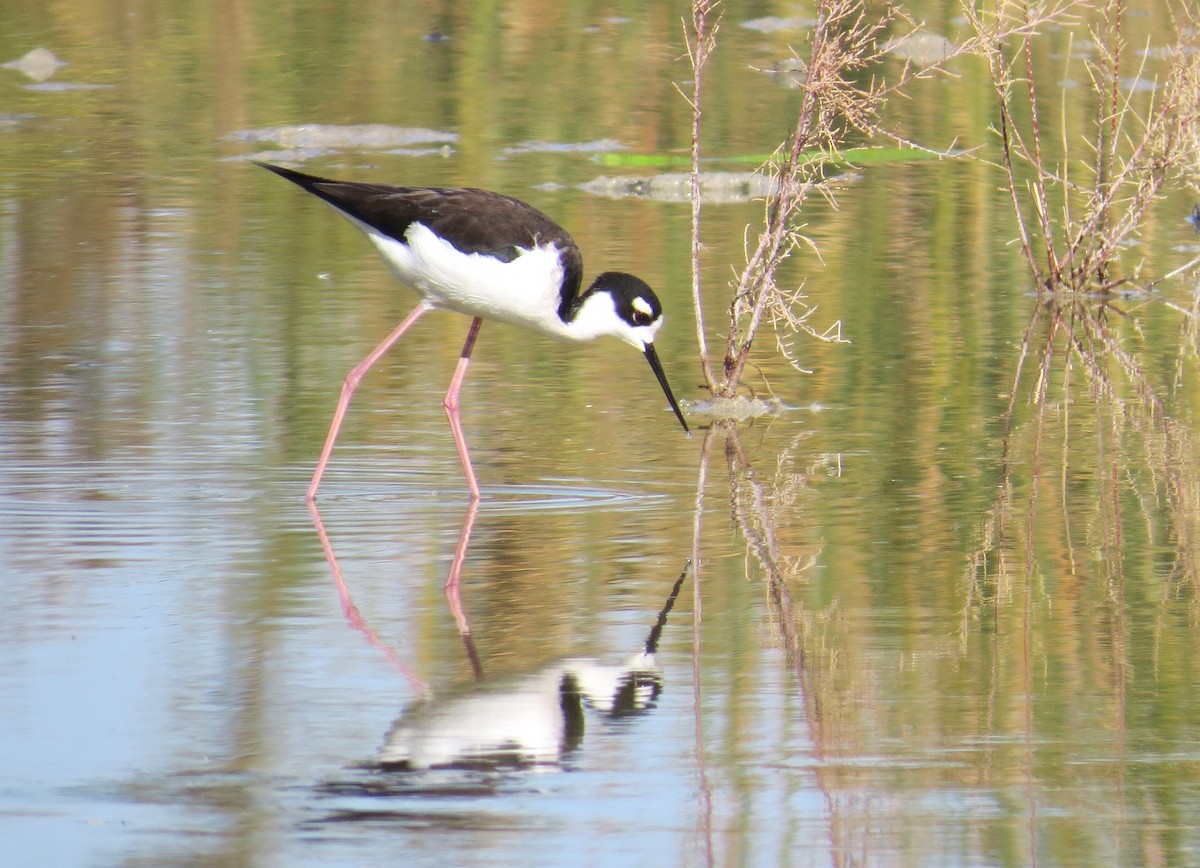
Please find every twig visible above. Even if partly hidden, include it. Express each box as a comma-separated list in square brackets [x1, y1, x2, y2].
[686, 0, 722, 395]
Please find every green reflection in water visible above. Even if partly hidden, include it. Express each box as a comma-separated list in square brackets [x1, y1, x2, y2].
[1, 1, 1198, 866]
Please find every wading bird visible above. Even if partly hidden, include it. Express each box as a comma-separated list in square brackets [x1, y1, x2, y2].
[258, 163, 690, 500]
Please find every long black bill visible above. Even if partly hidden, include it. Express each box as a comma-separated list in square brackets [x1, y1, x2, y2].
[643, 344, 691, 435]
[643, 560, 690, 654]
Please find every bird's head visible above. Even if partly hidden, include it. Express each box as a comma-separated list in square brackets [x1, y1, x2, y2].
[581, 272, 689, 435]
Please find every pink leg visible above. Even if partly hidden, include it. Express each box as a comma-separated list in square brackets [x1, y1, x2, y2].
[444, 317, 484, 501]
[444, 498, 480, 636]
[307, 303, 429, 500]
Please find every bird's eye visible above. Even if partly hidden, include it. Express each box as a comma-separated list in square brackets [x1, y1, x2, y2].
[629, 296, 656, 326]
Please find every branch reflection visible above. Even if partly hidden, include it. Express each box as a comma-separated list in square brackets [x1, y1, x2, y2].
[968, 291, 1200, 620]
[691, 419, 838, 862]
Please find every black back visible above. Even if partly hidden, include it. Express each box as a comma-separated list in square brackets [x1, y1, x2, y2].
[257, 163, 585, 312]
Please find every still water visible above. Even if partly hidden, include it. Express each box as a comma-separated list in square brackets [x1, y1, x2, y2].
[3, 1, 1200, 865]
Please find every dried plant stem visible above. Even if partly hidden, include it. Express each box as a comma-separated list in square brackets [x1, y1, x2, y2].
[710, 0, 888, 398]
[966, 0, 1200, 292]
[998, 101, 1045, 283]
[1020, 1, 1061, 286]
[685, 0, 1198, 402]
[685, 0, 722, 395]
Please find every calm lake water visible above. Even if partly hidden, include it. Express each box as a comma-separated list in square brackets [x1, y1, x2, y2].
[3, 1, 1200, 866]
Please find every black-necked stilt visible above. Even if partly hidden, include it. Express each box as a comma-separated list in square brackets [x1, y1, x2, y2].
[257, 163, 690, 500]
[375, 563, 687, 769]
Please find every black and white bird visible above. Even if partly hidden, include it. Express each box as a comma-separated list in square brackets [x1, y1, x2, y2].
[375, 563, 688, 770]
[257, 163, 690, 500]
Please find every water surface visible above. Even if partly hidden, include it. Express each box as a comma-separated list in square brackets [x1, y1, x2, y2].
[3, 1, 1200, 866]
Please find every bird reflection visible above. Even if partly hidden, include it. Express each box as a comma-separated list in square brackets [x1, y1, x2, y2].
[308, 500, 688, 771]
[375, 564, 687, 771]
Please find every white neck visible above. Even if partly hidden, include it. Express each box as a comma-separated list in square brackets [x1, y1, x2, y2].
[563, 291, 662, 350]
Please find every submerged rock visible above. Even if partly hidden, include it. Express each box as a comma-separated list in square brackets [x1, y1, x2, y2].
[686, 395, 785, 421]
[580, 171, 778, 203]
[759, 57, 808, 89]
[740, 16, 815, 33]
[501, 139, 627, 155]
[224, 124, 458, 150]
[883, 32, 959, 65]
[2, 47, 67, 82]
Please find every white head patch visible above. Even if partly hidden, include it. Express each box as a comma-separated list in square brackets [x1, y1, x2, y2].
[632, 296, 655, 318]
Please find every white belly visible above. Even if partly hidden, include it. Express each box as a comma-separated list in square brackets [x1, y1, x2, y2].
[360, 220, 574, 340]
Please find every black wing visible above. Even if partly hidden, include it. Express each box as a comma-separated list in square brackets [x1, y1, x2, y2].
[257, 163, 585, 312]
